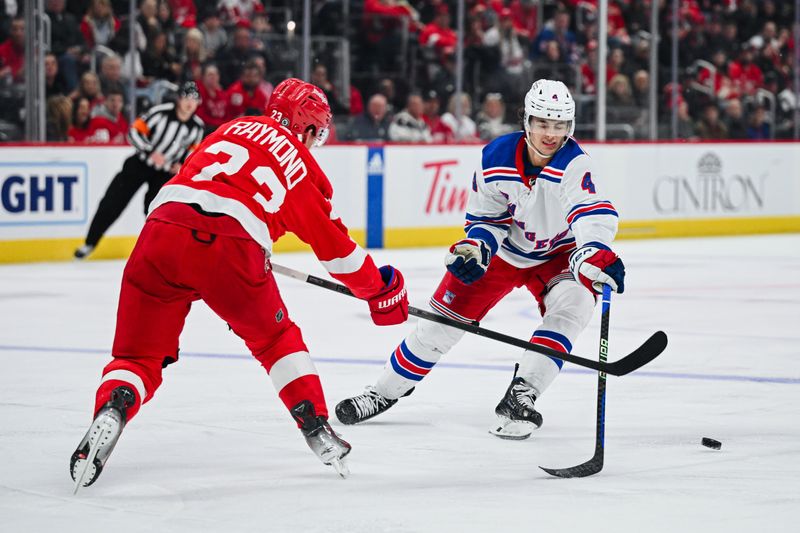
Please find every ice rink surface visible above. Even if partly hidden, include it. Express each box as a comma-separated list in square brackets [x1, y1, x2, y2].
[1, 234, 799, 532]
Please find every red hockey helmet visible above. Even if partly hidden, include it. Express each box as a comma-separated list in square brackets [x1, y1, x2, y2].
[266, 78, 332, 146]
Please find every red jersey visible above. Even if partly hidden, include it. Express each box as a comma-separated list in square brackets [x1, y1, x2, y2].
[148, 115, 384, 299]
[68, 125, 94, 142]
[0, 39, 24, 82]
[87, 114, 129, 144]
[197, 83, 230, 128]
[227, 81, 269, 119]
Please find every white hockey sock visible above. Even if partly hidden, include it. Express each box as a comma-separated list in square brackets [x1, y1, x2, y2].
[376, 317, 465, 399]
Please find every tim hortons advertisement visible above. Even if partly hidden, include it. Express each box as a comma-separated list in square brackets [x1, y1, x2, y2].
[383, 146, 481, 228]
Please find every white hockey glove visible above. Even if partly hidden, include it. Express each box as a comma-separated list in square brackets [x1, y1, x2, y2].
[445, 239, 491, 284]
[569, 243, 626, 294]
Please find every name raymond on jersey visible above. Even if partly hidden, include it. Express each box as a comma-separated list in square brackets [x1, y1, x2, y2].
[224, 120, 307, 184]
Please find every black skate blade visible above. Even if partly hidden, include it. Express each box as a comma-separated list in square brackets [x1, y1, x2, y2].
[539, 458, 603, 478]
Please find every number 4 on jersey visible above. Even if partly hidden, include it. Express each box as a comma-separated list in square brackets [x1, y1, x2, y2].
[581, 172, 596, 194]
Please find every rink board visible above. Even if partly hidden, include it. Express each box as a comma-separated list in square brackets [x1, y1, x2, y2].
[1, 142, 799, 262]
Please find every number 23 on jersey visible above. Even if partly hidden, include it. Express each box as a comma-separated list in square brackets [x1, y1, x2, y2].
[191, 140, 302, 213]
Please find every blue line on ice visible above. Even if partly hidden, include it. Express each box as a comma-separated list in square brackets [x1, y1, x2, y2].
[2, 344, 798, 385]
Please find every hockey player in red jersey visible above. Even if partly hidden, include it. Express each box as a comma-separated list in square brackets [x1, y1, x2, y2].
[70, 78, 409, 489]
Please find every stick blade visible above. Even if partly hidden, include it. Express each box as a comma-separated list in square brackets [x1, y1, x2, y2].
[540, 457, 603, 478]
[606, 330, 668, 376]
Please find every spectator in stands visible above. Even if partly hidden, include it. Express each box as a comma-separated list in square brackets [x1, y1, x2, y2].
[508, 0, 538, 42]
[389, 92, 432, 143]
[169, 0, 197, 28]
[70, 70, 104, 110]
[219, 0, 264, 28]
[531, 9, 575, 63]
[80, 0, 120, 50]
[45, 52, 70, 98]
[362, 0, 420, 73]
[141, 29, 181, 82]
[607, 74, 642, 131]
[719, 18, 741, 59]
[422, 89, 453, 144]
[99, 54, 130, 104]
[136, 0, 160, 43]
[217, 24, 260, 88]
[476, 92, 515, 141]
[249, 55, 273, 103]
[68, 96, 94, 142]
[631, 70, 649, 110]
[533, 41, 574, 88]
[227, 60, 268, 118]
[441, 92, 478, 142]
[250, 10, 273, 50]
[376, 77, 400, 114]
[46, 95, 73, 141]
[196, 63, 229, 134]
[419, 4, 457, 60]
[606, 47, 626, 83]
[675, 100, 698, 141]
[695, 104, 728, 139]
[746, 105, 770, 140]
[728, 44, 763, 97]
[311, 63, 349, 116]
[723, 98, 748, 139]
[87, 84, 128, 143]
[579, 39, 598, 94]
[199, 11, 227, 59]
[180, 28, 207, 82]
[157, 0, 178, 50]
[627, 38, 651, 77]
[0, 16, 23, 84]
[483, 8, 527, 102]
[346, 93, 391, 142]
[46, 0, 86, 91]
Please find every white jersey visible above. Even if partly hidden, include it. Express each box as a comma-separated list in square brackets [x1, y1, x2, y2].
[464, 131, 618, 268]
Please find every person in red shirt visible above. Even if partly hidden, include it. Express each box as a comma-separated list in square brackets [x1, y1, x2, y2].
[168, 0, 197, 28]
[0, 17, 24, 84]
[419, 4, 458, 59]
[86, 86, 128, 143]
[69, 78, 409, 490]
[196, 63, 230, 134]
[79, 0, 121, 50]
[227, 60, 269, 118]
[68, 97, 94, 142]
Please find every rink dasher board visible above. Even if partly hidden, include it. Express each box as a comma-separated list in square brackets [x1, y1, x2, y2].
[0, 142, 798, 263]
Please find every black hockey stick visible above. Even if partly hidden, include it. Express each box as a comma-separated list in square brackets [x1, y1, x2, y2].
[271, 263, 667, 377]
[540, 284, 612, 478]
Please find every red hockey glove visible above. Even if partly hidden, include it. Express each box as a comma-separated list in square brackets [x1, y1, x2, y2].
[367, 266, 409, 326]
[445, 239, 491, 284]
[569, 243, 626, 294]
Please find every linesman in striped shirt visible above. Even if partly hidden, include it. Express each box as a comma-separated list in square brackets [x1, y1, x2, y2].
[74, 82, 205, 259]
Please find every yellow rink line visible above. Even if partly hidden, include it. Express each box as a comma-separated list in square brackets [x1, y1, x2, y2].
[1, 217, 799, 263]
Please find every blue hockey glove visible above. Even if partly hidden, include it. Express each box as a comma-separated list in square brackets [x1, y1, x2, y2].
[445, 239, 491, 284]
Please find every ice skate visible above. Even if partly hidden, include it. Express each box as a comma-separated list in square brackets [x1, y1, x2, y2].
[70, 386, 135, 493]
[490, 373, 543, 441]
[335, 386, 414, 425]
[73, 244, 95, 260]
[291, 400, 352, 478]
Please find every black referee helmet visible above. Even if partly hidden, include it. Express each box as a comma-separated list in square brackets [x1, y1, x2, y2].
[177, 81, 200, 101]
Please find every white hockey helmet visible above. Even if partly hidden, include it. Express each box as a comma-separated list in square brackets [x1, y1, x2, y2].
[524, 79, 575, 137]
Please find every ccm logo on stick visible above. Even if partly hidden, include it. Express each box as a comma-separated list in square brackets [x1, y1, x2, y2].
[0, 163, 88, 225]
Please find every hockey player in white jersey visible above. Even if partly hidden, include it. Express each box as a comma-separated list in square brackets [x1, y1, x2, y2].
[336, 79, 626, 439]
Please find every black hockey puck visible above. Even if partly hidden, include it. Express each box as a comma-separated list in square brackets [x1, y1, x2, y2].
[702, 437, 722, 450]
